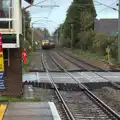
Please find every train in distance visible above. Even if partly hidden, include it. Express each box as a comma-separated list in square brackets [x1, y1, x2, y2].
[41, 39, 55, 49]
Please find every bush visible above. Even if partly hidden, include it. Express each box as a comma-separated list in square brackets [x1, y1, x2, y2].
[93, 32, 108, 55]
[60, 36, 71, 48]
[77, 30, 95, 50]
[110, 38, 118, 59]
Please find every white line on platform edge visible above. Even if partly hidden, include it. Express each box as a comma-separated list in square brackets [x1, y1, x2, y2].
[48, 102, 61, 120]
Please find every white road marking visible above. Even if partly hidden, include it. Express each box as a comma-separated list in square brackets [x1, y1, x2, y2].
[103, 76, 120, 78]
[36, 72, 40, 82]
[23, 72, 120, 83]
[78, 72, 108, 82]
[78, 72, 94, 82]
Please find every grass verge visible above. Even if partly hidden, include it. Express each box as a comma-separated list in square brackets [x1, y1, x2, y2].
[73, 49, 105, 61]
[0, 96, 40, 102]
[72, 49, 117, 65]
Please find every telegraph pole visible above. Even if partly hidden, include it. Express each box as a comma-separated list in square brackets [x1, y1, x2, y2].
[118, 1, 120, 63]
[31, 23, 34, 51]
[24, 16, 25, 42]
[57, 29, 59, 44]
[71, 24, 74, 52]
[59, 25, 63, 45]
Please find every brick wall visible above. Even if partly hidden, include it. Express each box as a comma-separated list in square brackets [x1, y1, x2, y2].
[2, 48, 22, 98]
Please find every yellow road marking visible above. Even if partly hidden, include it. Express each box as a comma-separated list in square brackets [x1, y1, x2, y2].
[0, 104, 7, 120]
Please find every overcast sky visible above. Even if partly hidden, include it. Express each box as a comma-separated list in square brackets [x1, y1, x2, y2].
[22, 0, 118, 34]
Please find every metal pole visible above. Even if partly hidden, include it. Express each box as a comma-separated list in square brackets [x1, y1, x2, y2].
[59, 25, 63, 45]
[8, 48, 10, 66]
[8, 7, 10, 29]
[44, 28, 46, 39]
[118, 1, 120, 63]
[24, 16, 25, 41]
[71, 24, 73, 52]
[57, 30, 59, 44]
[32, 23, 34, 50]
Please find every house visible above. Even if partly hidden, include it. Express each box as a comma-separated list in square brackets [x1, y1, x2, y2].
[94, 19, 118, 36]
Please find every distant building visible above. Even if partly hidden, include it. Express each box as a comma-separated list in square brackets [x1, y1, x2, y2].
[94, 19, 118, 36]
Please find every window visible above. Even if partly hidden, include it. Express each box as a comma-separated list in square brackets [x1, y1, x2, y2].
[0, 0, 13, 18]
[42, 40, 49, 42]
[0, 0, 13, 29]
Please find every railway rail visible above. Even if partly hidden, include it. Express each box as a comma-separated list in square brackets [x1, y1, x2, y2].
[41, 51, 120, 120]
[56, 50, 120, 71]
[53, 51, 100, 71]
[42, 52, 74, 120]
[42, 51, 61, 72]
[53, 51, 120, 89]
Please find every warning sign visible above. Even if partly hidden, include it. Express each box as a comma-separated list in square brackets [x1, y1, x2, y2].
[0, 33, 5, 91]
[0, 72, 5, 91]
[0, 33, 4, 72]
[0, 52, 4, 72]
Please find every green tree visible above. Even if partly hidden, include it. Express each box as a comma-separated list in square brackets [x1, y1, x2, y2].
[93, 33, 109, 55]
[22, 9, 31, 49]
[43, 28, 51, 39]
[77, 30, 95, 50]
[52, 24, 63, 43]
[111, 38, 118, 59]
[79, 11, 94, 31]
[61, 0, 96, 47]
[77, 11, 95, 50]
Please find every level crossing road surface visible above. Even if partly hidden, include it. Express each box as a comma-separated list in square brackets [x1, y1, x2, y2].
[3, 102, 61, 120]
[23, 72, 120, 83]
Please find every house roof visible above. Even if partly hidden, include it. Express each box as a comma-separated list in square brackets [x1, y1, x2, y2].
[94, 19, 118, 36]
[24, 0, 34, 4]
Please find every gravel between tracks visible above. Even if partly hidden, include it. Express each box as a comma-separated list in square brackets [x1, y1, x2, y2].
[58, 51, 99, 71]
[29, 50, 94, 71]
[24, 85, 120, 118]
[51, 51, 81, 71]
[92, 87, 120, 114]
[24, 86, 114, 120]
[60, 91, 112, 120]
[62, 49, 110, 70]
[43, 51, 61, 71]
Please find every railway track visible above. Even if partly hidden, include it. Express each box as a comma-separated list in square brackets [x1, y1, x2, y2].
[41, 52, 73, 120]
[54, 51, 105, 71]
[41, 51, 120, 120]
[53, 51, 120, 89]
[42, 50, 82, 72]
[53, 51, 100, 71]
[42, 50, 62, 72]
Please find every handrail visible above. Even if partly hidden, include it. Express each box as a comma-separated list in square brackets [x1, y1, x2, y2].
[9, 7, 11, 29]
